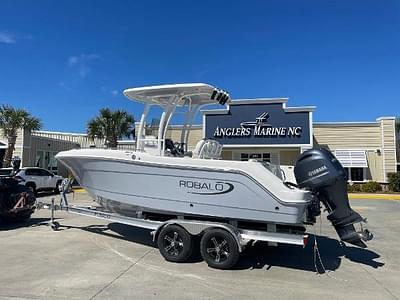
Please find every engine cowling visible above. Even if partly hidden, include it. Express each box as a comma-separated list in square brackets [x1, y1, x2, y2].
[294, 148, 373, 247]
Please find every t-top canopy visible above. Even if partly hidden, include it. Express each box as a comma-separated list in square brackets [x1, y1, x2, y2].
[123, 83, 230, 107]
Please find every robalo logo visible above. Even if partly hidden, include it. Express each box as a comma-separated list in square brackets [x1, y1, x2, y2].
[179, 180, 234, 195]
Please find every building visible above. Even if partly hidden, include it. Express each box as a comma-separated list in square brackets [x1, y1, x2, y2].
[0, 128, 80, 175]
[0, 129, 135, 176]
[163, 98, 398, 184]
[1, 98, 398, 183]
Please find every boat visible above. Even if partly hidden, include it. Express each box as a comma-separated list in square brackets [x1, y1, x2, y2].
[56, 83, 372, 255]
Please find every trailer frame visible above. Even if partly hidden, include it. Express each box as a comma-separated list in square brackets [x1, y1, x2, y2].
[36, 184, 309, 269]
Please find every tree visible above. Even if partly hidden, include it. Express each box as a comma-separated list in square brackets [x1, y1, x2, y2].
[87, 108, 135, 148]
[396, 116, 400, 133]
[0, 105, 42, 167]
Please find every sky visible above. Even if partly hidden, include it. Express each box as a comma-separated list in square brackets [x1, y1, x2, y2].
[0, 0, 399, 132]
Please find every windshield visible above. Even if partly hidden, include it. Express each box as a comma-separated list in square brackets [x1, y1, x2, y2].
[261, 162, 285, 181]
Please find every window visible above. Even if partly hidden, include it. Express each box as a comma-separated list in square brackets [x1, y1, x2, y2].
[262, 153, 271, 163]
[25, 168, 41, 176]
[38, 169, 51, 176]
[240, 153, 249, 161]
[350, 168, 364, 182]
[45, 151, 51, 170]
[345, 167, 365, 182]
[240, 152, 271, 162]
[249, 153, 262, 160]
[35, 151, 44, 168]
[48, 152, 58, 173]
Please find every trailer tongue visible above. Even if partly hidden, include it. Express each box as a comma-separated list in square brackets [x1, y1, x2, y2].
[294, 148, 373, 247]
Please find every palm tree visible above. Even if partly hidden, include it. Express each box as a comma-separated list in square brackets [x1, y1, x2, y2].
[87, 108, 135, 148]
[0, 105, 42, 167]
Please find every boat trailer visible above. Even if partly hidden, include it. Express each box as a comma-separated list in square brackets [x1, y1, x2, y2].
[36, 180, 309, 269]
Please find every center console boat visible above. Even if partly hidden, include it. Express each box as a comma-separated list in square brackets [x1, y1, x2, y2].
[55, 83, 372, 269]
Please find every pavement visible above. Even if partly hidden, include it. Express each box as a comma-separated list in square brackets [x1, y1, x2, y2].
[0, 191, 399, 300]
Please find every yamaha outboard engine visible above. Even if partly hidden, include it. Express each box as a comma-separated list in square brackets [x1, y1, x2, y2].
[294, 148, 373, 248]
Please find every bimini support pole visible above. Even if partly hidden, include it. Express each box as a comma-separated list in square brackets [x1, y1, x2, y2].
[157, 95, 179, 156]
[136, 104, 150, 152]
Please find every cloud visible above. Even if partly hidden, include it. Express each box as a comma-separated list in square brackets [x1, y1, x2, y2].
[0, 31, 33, 44]
[68, 56, 79, 66]
[67, 53, 101, 78]
[58, 81, 71, 91]
[0, 32, 16, 44]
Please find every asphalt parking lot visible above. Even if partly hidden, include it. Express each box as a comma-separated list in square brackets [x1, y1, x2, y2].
[0, 191, 399, 300]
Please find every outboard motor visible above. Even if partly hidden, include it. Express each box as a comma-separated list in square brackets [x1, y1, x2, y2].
[294, 148, 373, 248]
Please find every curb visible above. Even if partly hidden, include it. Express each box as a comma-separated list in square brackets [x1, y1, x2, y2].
[349, 193, 400, 201]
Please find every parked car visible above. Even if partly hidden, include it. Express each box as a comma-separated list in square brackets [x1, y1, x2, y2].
[15, 167, 64, 195]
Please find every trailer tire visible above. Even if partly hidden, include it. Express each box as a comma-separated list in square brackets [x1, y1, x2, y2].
[200, 228, 240, 270]
[157, 225, 193, 263]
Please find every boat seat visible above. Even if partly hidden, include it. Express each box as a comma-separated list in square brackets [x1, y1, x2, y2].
[192, 139, 223, 159]
[164, 139, 184, 157]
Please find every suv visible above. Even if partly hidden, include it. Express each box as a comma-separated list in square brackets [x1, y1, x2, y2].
[15, 168, 64, 195]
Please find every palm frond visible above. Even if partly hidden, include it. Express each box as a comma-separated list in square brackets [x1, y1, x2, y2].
[0, 104, 42, 134]
[87, 108, 134, 147]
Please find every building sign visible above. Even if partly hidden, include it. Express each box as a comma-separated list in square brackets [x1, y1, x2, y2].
[204, 102, 312, 146]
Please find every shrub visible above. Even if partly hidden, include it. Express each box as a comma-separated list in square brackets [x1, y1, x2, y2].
[347, 184, 362, 193]
[388, 172, 400, 192]
[361, 181, 382, 193]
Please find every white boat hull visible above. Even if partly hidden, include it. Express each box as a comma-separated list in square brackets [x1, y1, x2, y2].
[57, 150, 311, 225]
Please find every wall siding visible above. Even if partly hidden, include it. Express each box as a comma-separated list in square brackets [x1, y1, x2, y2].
[313, 125, 381, 149]
[280, 150, 301, 165]
[314, 120, 397, 183]
[33, 131, 104, 148]
[28, 136, 80, 176]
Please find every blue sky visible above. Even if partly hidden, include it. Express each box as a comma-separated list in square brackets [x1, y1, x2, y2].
[1, 0, 399, 132]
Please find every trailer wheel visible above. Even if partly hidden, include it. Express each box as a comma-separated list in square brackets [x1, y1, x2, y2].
[200, 228, 240, 270]
[157, 225, 193, 263]
[51, 221, 60, 231]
